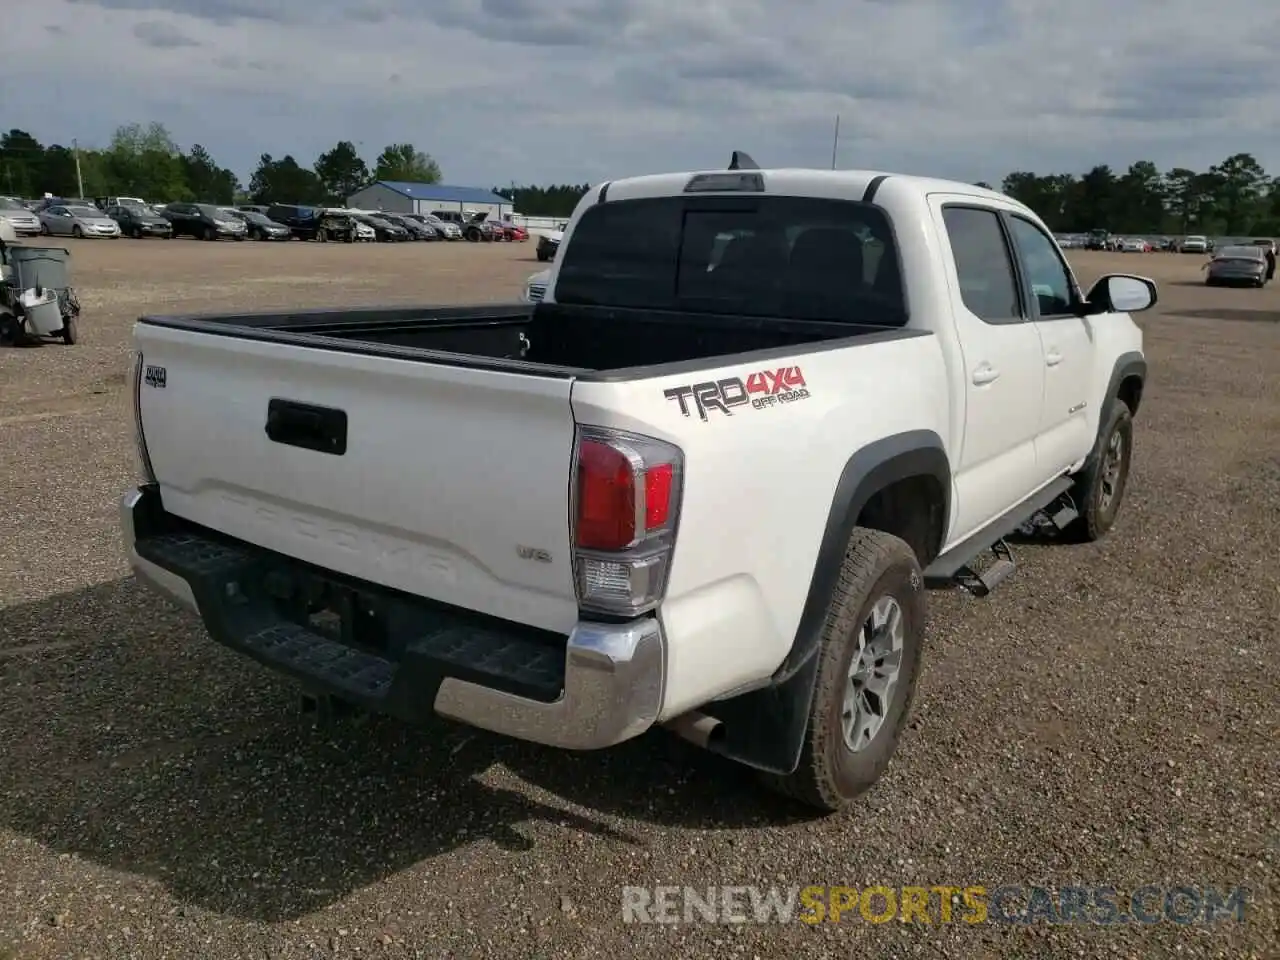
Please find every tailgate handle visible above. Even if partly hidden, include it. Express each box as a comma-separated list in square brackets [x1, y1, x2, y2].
[265, 398, 347, 455]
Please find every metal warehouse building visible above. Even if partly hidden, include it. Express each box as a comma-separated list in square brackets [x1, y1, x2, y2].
[345, 181, 514, 219]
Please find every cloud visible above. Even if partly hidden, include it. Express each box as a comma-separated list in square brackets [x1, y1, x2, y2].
[1, 0, 1277, 190]
[132, 20, 201, 48]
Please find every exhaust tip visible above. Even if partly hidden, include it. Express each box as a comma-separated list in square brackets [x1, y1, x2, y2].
[665, 711, 724, 749]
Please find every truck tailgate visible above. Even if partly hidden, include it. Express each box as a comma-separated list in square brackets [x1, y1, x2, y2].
[134, 322, 580, 634]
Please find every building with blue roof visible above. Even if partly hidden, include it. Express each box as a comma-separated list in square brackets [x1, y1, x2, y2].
[345, 180, 514, 219]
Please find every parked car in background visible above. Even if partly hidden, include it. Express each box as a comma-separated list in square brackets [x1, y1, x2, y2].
[418, 213, 461, 240]
[536, 225, 565, 262]
[374, 212, 435, 240]
[0, 196, 43, 236]
[348, 212, 408, 242]
[491, 219, 526, 241]
[400, 213, 442, 239]
[431, 210, 495, 242]
[317, 210, 360, 242]
[162, 202, 248, 241]
[1086, 227, 1110, 250]
[39, 203, 122, 238]
[265, 205, 352, 242]
[472, 213, 504, 242]
[1180, 235, 1209, 254]
[1249, 238, 1276, 255]
[224, 208, 292, 240]
[108, 202, 173, 238]
[32, 196, 86, 214]
[237, 205, 272, 215]
[93, 195, 147, 211]
[1204, 245, 1268, 287]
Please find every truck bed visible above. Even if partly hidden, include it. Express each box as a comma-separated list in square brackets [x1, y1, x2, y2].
[138, 302, 911, 377]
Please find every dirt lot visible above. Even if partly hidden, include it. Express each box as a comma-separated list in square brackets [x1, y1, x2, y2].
[0, 239, 1276, 959]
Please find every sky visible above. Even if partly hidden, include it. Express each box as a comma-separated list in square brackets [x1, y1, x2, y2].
[2, 0, 1277, 192]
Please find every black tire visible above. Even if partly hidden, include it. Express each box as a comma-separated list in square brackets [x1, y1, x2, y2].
[1068, 401, 1134, 542]
[537, 249, 550, 262]
[203, 226, 215, 241]
[758, 528, 926, 812]
[40, 222, 50, 236]
[72, 226, 83, 239]
[61, 316, 78, 345]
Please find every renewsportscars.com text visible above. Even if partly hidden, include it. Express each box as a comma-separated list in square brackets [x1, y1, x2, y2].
[621, 884, 1250, 925]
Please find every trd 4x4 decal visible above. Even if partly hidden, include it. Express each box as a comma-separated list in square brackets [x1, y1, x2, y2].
[663, 365, 810, 421]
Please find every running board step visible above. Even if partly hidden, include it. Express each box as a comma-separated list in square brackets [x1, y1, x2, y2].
[1048, 501, 1079, 530]
[952, 539, 1016, 597]
[924, 476, 1073, 590]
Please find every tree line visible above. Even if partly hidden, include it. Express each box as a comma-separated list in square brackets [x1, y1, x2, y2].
[983, 153, 1278, 236]
[0, 122, 594, 217]
[4, 123, 1274, 230]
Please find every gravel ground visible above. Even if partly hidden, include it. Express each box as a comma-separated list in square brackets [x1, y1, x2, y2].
[0, 239, 1275, 959]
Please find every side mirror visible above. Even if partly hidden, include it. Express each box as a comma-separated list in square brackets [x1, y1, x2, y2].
[1084, 274, 1157, 314]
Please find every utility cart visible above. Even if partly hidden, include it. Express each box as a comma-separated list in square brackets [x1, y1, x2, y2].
[0, 220, 82, 345]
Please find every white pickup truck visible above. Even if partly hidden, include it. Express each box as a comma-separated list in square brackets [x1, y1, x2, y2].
[120, 155, 1152, 812]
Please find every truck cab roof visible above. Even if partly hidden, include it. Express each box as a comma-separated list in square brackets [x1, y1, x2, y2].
[595, 167, 1008, 207]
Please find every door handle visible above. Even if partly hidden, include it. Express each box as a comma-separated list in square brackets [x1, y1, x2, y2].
[266, 398, 348, 455]
[1045, 348, 1063, 367]
[971, 363, 1000, 385]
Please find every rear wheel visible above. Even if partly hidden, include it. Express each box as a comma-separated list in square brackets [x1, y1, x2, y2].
[758, 528, 926, 812]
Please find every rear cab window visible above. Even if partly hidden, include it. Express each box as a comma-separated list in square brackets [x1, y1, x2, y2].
[939, 206, 1023, 324]
[554, 195, 908, 326]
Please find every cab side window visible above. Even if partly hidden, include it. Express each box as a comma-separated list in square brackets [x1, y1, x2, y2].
[1008, 216, 1076, 317]
[941, 206, 1023, 325]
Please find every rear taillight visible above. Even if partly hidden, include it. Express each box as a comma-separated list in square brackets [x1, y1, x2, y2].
[130, 349, 156, 483]
[572, 427, 683, 617]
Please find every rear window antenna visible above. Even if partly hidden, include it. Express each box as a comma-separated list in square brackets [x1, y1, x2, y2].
[728, 151, 759, 170]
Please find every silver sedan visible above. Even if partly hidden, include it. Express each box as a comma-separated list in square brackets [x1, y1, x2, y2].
[39, 204, 122, 239]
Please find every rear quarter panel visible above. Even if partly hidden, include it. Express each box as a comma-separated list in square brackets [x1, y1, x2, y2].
[571, 334, 950, 718]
